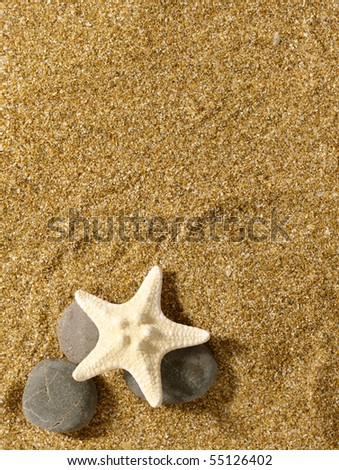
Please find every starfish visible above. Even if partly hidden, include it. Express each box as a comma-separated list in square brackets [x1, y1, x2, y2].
[72, 266, 210, 407]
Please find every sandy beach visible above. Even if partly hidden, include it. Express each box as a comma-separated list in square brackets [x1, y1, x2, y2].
[3, 1, 338, 449]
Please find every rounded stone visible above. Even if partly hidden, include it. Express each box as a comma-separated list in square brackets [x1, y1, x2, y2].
[22, 359, 97, 432]
[58, 302, 99, 363]
[123, 344, 217, 405]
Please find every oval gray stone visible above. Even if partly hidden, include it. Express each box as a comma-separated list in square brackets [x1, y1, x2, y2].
[58, 302, 99, 363]
[22, 359, 97, 432]
[123, 344, 217, 405]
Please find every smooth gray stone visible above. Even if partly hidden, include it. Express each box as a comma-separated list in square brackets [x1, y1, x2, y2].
[22, 359, 97, 433]
[123, 344, 217, 405]
[58, 302, 99, 363]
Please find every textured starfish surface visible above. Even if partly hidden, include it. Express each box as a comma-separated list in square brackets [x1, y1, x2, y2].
[72, 266, 210, 407]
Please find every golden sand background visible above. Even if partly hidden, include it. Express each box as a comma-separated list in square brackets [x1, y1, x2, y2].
[3, 0, 338, 450]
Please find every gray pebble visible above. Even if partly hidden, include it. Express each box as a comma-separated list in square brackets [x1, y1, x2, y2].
[58, 302, 99, 363]
[124, 344, 217, 405]
[22, 359, 97, 432]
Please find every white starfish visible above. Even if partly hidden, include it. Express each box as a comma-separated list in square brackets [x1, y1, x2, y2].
[72, 266, 210, 407]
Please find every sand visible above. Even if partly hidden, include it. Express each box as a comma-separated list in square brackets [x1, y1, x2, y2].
[2, 0, 338, 450]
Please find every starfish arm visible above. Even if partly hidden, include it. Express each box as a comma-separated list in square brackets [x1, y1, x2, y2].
[126, 352, 163, 408]
[126, 266, 165, 322]
[75, 290, 122, 329]
[72, 350, 107, 381]
[72, 340, 122, 381]
[162, 322, 210, 352]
